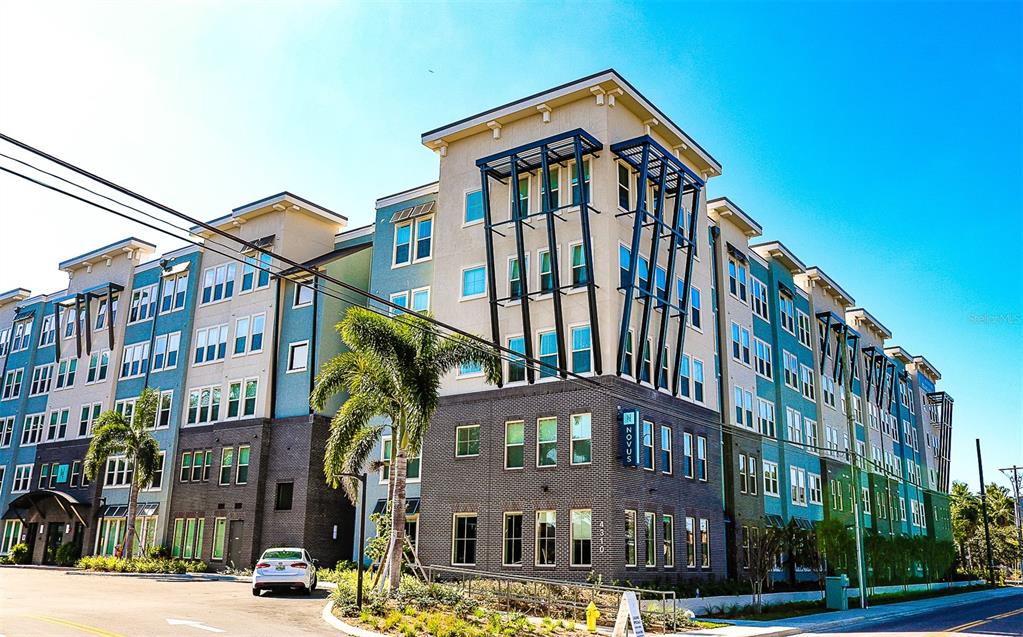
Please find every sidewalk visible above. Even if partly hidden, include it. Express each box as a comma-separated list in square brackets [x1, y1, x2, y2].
[684, 586, 1021, 636]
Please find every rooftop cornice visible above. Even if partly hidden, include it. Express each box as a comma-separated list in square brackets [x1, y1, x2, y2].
[708, 197, 762, 238]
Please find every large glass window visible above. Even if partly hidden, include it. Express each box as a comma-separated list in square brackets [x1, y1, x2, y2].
[464, 190, 483, 224]
[663, 515, 675, 568]
[507, 336, 526, 383]
[537, 417, 557, 467]
[570, 243, 588, 287]
[571, 510, 592, 567]
[570, 326, 591, 374]
[461, 266, 486, 299]
[455, 425, 480, 457]
[503, 512, 523, 566]
[625, 510, 637, 567]
[536, 511, 556, 566]
[452, 514, 477, 565]
[570, 413, 591, 465]
[505, 421, 524, 469]
[220, 447, 234, 485]
[660, 425, 672, 474]
[538, 331, 558, 378]
[644, 512, 656, 567]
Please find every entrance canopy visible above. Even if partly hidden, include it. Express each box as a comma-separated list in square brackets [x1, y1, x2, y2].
[2, 489, 91, 527]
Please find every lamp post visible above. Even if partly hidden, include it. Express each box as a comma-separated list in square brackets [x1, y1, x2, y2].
[335, 473, 368, 609]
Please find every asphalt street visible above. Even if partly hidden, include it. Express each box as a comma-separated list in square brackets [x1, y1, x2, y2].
[0, 567, 337, 636]
[810, 587, 1023, 635]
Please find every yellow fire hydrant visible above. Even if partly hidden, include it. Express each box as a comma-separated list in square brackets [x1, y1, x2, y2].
[586, 602, 600, 633]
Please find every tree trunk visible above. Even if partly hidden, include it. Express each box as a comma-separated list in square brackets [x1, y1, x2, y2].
[123, 478, 139, 560]
[386, 449, 408, 594]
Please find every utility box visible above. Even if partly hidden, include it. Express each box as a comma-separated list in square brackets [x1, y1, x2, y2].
[825, 575, 849, 610]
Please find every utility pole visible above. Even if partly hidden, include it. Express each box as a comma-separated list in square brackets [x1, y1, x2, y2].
[999, 465, 1023, 577]
[839, 344, 868, 608]
[976, 440, 995, 584]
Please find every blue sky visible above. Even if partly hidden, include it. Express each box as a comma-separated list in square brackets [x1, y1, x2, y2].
[1, 1, 1019, 489]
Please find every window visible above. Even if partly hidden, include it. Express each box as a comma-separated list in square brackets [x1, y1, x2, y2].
[790, 466, 807, 506]
[503, 512, 523, 566]
[94, 295, 118, 330]
[654, 266, 667, 307]
[797, 311, 812, 348]
[543, 165, 560, 209]
[751, 277, 769, 320]
[275, 481, 293, 510]
[618, 162, 632, 210]
[128, 284, 158, 323]
[236, 445, 250, 484]
[822, 375, 836, 408]
[186, 386, 222, 425]
[537, 249, 554, 294]
[13, 465, 32, 493]
[800, 365, 816, 401]
[804, 418, 818, 454]
[226, 379, 257, 419]
[697, 435, 707, 481]
[779, 293, 795, 334]
[679, 354, 691, 398]
[507, 336, 526, 383]
[211, 518, 227, 560]
[764, 461, 779, 496]
[570, 158, 590, 204]
[409, 287, 430, 312]
[30, 364, 53, 396]
[752, 398, 773, 437]
[690, 286, 702, 329]
[570, 243, 588, 287]
[748, 456, 758, 495]
[739, 454, 748, 493]
[683, 432, 694, 478]
[21, 414, 44, 446]
[625, 510, 637, 567]
[619, 244, 631, 290]
[293, 281, 315, 308]
[660, 425, 673, 474]
[393, 217, 433, 266]
[538, 330, 558, 378]
[571, 510, 592, 567]
[236, 314, 265, 355]
[287, 341, 309, 373]
[415, 216, 433, 261]
[152, 332, 180, 372]
[68, 461, 80, 487]
[104, 456, 134, 487]
[461, 265, 487, 299]
[455, 425, 480, 457]
[200, 263, 237, 304]
[0, 417, 13, 448]
[693, 358, 705, 403]
[754, 339, 773, 379]
[39, 315, 55, 348]
[644, 512, 656, 567]
[568, 413, 592, 465]
[86, 351, 110, 383]
[120, 342, 150, 379]
[12, 319, 33, 352]
[641, 420, 654, 471]
[786, 407, 803, 446]
[663, 515, 675, 568]
[193, 325, 228, 365]
[147, 452, 166, 490]
[570, 325, 592, 374]
[537, 417, 557, 467]
[464, 190, 483, 224]
[734, 387, 754, 428]
[78, 403, 101, 437]
[161, 272, 188, 312]
[156, 391, 172, 428]
[0, 328, 9, 357]
[219, 447, 234, 485]
[685, 517, 696, 567]
[459, 360, 483, 377]
[699, 519, 710, 568]
[536, 511, 558, 566]
[624, 331, 634, 377]
[2, 369, 23, 400]
[390, 291, 409, 312]
[452, 514, 478, 566]
[239, 252, 272, 293]
[393, 222, 412, 265]
[46, 408, 69, 441]
[728, 258, 748, 302]
[783, 351, 799, 389]
[730, 323, 751, 365]
[507, 254, 529, 300]
[504, 421, 524, 469]
[809, 473, 823, 504]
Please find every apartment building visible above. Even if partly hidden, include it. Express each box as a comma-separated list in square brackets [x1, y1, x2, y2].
[1, 69, 956, 582]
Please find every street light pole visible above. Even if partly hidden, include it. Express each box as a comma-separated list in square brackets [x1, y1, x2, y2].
[998, 465, 1023, 578]
[335, 472, 368, 610]
[976, 440, 995, 585]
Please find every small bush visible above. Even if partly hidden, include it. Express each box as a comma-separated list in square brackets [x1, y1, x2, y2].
[146, 545, 170, 559]
[9, 543, 30, 565]
[54, 543, 81, 567]
[76, 555, 207, 574]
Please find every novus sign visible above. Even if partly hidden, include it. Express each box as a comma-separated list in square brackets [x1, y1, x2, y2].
[619, 408, 640, 467]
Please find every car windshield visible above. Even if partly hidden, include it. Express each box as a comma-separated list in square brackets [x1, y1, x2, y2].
[262, 549, 303, 560]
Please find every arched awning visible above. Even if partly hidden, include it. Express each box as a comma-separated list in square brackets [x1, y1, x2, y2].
[2, 489, 91, 527]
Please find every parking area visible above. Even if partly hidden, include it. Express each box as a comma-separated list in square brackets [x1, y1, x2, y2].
[0, 567, 337, 636]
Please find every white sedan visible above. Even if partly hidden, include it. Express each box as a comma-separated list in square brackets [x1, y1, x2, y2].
[252, 548, 319, 596]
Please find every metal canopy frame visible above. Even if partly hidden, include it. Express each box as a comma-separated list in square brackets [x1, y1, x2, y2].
[610, 136, 703, 393]
[816, 311, 860, 385]
[477, 129, 604, 385]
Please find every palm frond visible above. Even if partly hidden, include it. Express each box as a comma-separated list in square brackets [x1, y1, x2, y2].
[323, 392, 390, 488]
[133, 436, 163, 489]
[84, 412, 131, 480]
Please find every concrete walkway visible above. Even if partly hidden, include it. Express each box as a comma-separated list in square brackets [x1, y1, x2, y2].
[685, 586, 1020, 636]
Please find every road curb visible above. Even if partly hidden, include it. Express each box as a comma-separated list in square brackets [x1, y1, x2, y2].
[63, 569, 250, 583]
[321, 599, 386, 637]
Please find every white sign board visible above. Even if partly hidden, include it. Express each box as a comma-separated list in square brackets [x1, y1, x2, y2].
[611, 591, 645, 637]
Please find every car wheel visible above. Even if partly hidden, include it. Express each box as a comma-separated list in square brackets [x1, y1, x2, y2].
[252, 588, 260, 597]
[311, 576, 317, 592]
[303, 585, 312, 596]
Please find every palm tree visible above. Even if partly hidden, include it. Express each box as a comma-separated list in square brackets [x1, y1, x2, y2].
[84, 387, 163, 560]
[311, 306, 499, 594]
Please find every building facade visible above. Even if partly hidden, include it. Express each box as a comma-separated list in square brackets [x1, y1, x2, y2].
[1, 69, 956, 584]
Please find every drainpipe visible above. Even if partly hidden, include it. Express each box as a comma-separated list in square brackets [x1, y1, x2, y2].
[308, 275, 319, 415]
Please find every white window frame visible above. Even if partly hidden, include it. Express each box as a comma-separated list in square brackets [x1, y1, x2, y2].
[286, 340, 309, 373]
[459, 264, 488, 301]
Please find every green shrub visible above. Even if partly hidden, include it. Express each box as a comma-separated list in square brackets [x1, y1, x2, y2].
[54, 543, 81, 567]
[9, 543, 30, 565]
[146, 545, 170, 559]
[76, 555, 207, 574]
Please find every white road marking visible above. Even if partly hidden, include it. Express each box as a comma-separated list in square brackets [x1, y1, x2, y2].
[165, 619, 225, 633]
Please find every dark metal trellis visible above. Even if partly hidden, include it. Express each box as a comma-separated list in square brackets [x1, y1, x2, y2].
[476, 128, 604, 385]
[610, 135, 704, 393]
